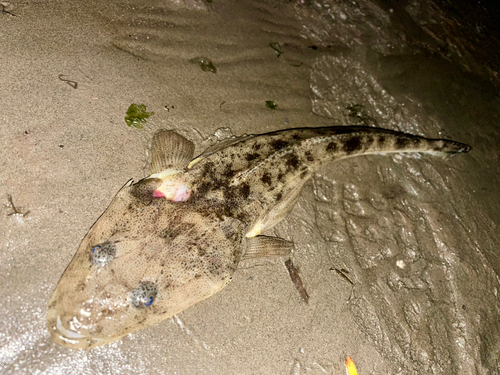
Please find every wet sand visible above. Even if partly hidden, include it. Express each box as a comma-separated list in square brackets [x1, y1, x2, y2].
[1, 0, 499, 374]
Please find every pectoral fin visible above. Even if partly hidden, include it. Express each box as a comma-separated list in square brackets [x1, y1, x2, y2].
[150, 130, 195, 173]
[245, 175, 310, 237]
[243, 235, 294, 260]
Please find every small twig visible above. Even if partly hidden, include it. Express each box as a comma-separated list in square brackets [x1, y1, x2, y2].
[269, 42, 283, 58]
[6, 194, 30, 217]
[330, 268, 354, 285]
[0, 4, 18, 16]
[285, 258, 309, 303]
[58, 74, 78, 89]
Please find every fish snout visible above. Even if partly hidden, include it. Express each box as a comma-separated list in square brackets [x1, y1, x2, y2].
[46, 284, 128, 349]
[46, 308, 111, 349]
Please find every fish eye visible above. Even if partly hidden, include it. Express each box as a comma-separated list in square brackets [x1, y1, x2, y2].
[90, 242, 116, 266]
[131, 282, 158, 308]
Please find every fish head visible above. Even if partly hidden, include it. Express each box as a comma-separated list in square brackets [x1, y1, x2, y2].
[47, 178, 242, 349]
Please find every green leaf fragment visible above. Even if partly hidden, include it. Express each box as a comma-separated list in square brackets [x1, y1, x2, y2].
[269, 43, 283, 58]
[125, 104, 154, 129]
[189, 57, 217, 74]
[265, 100, 278, 110]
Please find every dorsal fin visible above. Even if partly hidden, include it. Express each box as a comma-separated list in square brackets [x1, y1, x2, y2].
[150, 130, 195, 174]
[188, 134, 255, 169]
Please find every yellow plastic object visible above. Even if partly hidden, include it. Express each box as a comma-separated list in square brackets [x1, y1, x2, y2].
[345, 356, 358, 375]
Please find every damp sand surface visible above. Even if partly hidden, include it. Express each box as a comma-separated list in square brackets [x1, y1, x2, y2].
[1, 0, 500, 374]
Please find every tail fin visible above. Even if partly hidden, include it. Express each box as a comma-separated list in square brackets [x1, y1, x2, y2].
[422, 138, 471, 157]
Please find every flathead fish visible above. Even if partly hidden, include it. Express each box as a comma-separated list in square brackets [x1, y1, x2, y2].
[47, 126, 471, 348]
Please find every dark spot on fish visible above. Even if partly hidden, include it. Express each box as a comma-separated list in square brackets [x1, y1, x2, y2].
[286, 153, 300, 170]
[222, 186, 236, 202]
[343, 137, 362, 153]
[236, 212, 248, 222]
[240, 183, 251, 199]
[221, 222, 237, 240]
[246, 153, 260, 162]
[365, 135, 374, 147]
[276, 192, 283, 201]
[261, 172, 272, 185]
[299, 169, 308, 179]
[208, 260, 223, 276]
[432, 144, 445, 153]
[305, 151, 314, 161]
[292, 134, 301, 140]
[130, 178, 162, 203]
[223, 165, 236, 179]
[197, 181, 214, 195]
[201, 161, 215, 177]
[198, 248, 206, 257]
[253, 143, 262, 151]
[396, 137, 410, 149]
[159, 223, 195, 242]
[378, 135, 386, 145]
[277, 172, 284, 182]
[326, 142, 337, 152]
[194, 273, 201, 278]
[271, 139, 290, 150]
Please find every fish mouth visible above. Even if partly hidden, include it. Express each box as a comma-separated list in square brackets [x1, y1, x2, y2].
[55, 316, 91, 341]
[47, 312, 109, 349]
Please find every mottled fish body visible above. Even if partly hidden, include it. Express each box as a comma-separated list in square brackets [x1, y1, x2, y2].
[185, 127, 470, 236]
[47, 126, 470, 349]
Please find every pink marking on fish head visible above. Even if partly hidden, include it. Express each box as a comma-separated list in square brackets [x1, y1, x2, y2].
[153, 190, 166, 198]
[172, 187, 192, 202]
